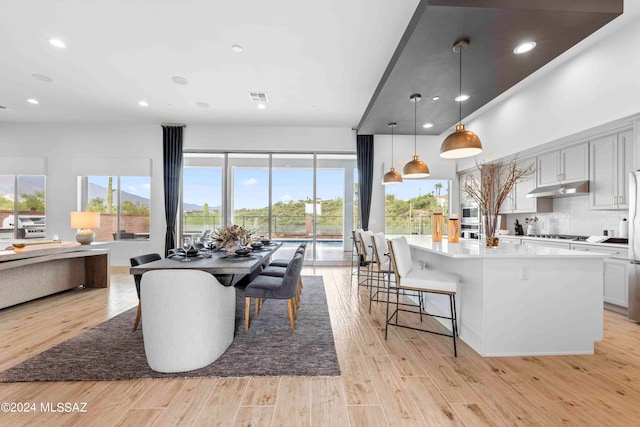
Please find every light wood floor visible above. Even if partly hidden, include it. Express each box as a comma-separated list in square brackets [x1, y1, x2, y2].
[1, 267, 640, 426]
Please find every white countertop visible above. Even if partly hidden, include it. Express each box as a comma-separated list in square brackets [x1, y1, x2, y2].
[395, 235, 607, 259]
[501, 234, 628, 249]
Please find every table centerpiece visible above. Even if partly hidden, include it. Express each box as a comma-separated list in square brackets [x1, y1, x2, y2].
[211, 224, 253, 254]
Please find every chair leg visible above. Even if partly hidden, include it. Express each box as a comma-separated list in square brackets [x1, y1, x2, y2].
[255, 298, 260, 316]
[287, 299, 296, 330]
[245, 297, 251, 330]
[133, 300, 142, 331]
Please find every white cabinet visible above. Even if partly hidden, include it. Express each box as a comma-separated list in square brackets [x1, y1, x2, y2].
[521, 239, 571, 249]
[604, 259, 629, 308]
[590, 130, 633, 210]
[502, 159, 552, 214]
[499, 236, 521, 245]
[570, 243, 629, 308]
[537, 143, 589, 187]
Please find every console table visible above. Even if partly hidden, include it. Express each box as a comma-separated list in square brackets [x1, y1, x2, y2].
[0, 244, 110, 309]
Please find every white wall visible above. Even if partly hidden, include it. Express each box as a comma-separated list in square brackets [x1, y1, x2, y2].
[0, 123, 355, 265]
[456, 1, 640, 171]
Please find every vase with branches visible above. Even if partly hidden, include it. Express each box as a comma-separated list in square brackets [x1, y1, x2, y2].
[464, 158, 534, 246]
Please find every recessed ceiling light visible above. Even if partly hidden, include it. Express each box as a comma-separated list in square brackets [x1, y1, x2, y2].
[171, 76, 189, 85]
[257, 103, 266, 109]
[232, 44, 243, 53]
[138, 101, 149, 107]
[27, 98, 39, 105]
[455, 94, 470, 102]
[32, 73, 53, 83]
[48, 38, 67, 48]
[432, 96, 440, 101]
[514, 41, 537, 54]
[196, 101, 210, 108]
[422, 123, 434, 129]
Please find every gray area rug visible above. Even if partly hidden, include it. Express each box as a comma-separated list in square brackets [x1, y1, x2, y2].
[0, 276, 340, 382]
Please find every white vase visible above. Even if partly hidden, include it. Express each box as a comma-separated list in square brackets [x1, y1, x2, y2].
[527, 224, 539, 235]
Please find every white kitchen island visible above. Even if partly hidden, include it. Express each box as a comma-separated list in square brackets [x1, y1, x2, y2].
[395, 235, 606, 357]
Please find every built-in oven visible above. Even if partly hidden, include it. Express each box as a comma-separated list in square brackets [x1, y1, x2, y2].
[462, 203, 480, 224]
[461, 203, 480, 239]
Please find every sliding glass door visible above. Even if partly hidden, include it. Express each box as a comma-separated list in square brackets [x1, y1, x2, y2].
[182, 152, 356, 264]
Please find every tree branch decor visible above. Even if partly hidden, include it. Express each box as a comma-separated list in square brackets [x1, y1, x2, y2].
[464, 158, 534, 245]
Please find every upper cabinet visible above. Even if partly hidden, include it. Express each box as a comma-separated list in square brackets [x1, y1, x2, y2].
[590, 129, 633, 210]
[537, 142, 589, 187]
[502, 159, 552, 214]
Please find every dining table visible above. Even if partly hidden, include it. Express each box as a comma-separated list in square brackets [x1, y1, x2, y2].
[129, 242, 282, 287]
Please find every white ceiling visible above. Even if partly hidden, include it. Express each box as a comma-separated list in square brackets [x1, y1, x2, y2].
[0, 0, 420, 127]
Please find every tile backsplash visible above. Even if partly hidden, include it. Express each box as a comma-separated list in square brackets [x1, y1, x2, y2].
[505, 195, 628, 237]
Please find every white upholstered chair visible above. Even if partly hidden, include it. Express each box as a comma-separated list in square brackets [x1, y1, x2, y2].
[140, 269, 236, 373]
[386, 236, 460, 356]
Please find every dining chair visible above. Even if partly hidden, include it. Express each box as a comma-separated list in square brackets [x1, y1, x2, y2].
[268, 242, 307, 268]
[244, 251, 304, 330]
[140, 269, 236, 372]
[260, 243, 307, 307]
[386, 236, 460, 356]
[129, 253, 162, 331]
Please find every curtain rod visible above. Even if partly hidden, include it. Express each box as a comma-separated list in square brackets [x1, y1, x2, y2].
[161, 123, 187, 128]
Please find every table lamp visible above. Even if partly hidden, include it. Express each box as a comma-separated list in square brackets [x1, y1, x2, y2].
[70, 211, 100, 244]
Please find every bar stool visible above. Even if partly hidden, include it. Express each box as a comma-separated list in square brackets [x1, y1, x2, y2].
[357, 230, 376, 288]
[386, 236, 460, 357]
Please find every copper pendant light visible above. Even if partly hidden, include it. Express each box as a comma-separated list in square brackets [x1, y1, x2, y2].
[440, 39, 483, 159]
[382, 122, 403, 185]
[402, 94, 430, 179]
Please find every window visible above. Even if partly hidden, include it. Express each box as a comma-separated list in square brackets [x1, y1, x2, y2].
[79, 176, 150, 241]
[0, 175, 46, 240]
[182, 154, 224, 239]
[182, 152, 357, 264]
[385, 179, 450, 235]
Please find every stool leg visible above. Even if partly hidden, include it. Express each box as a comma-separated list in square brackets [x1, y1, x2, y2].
[449, 294, 457, 357]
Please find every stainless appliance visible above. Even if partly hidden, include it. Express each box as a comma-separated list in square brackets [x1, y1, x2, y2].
[526, 180, 589, 198]
[2, 215, 46, 239]
[527, 233, 589, 241]
[461, 203, 480, 239]
[628, 172, 640, 321]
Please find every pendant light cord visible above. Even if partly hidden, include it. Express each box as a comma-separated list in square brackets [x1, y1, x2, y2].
[458, 43, 462, 125]
[391, 125, 394, 164]
[414, 97, 417, 155]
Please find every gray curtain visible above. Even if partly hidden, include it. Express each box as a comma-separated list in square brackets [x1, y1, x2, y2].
[163, 126, 183, 256]
[356, 134, 374, 230]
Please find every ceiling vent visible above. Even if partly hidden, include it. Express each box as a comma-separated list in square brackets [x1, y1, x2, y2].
[248, 92, 268, 103]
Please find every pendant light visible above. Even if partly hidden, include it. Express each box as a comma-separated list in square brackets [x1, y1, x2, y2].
[382, 122, 403, 185]
[402, 93, 430, 179]
[440, 39, 483, 159]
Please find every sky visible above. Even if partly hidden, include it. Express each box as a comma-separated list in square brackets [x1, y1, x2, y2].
[183, 167, 450, 210]
[88, 176, 151, 198]
[183, 167, 347, 209]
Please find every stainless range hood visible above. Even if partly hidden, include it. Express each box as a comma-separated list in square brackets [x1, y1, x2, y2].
[526, 181, 589, 198]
